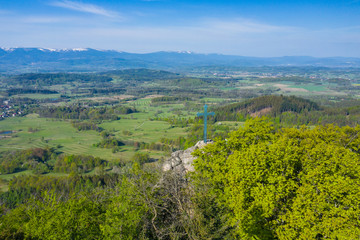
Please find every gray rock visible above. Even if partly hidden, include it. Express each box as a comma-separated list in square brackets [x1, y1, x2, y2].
[162, 140, 212, 175]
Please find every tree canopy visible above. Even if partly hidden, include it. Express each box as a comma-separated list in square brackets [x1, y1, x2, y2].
[192, 118, 360, 239]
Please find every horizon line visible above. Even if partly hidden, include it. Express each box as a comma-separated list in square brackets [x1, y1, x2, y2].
[1, 47, 360, 59]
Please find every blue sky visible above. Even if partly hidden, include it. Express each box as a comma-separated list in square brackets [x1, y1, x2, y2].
[0, 0, 359, 57]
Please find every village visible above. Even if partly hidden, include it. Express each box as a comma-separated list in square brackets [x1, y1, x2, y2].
[0, 99, 24, 119]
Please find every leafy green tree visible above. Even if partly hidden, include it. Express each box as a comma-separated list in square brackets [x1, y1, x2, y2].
[132, 152, 150, 165]
[0, 191, 104, 240]
[192, 118, 360, 239]
[101, 163, 157, 239]
[24, 191, 103, 239]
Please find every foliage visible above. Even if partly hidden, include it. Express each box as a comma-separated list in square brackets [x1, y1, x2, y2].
[0, 174, 120, 209]
[35, 105, 120, 121]
[8, 73, 112, 86]
[214, 95, 320, 121]
[132, 152, 150, 165]
[54, 154, 106, 173]
[215, 95, 360, 126]
[192, 117, 360, 239]
[279, 104, 360, 127]
[6, 88, 58, 96]
[0, 147, 56, 174]
[0, 164, 159, 239]
[151, 96, 192, 103]
[71, 121, 103, 132]
[0, 191, 104, 239]
[100, 167, 152, 239]
[94, 138, 124, 149]
[0, 148, 105, 175]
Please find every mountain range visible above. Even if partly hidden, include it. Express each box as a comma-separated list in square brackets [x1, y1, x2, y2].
[1, 48, 360, 73]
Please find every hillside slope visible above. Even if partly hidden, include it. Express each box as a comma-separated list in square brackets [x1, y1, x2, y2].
[214, 95, 320, 121]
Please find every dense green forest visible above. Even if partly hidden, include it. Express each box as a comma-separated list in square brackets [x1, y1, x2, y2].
[214, 95, 320, 119]
[214, 95, 360, 126]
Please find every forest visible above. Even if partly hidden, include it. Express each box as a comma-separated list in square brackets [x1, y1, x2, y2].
[0, 67, 360, 239]
[1, 118, 359, 239]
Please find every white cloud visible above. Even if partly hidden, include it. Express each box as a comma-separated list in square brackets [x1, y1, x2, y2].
[50, 0, 118, 17]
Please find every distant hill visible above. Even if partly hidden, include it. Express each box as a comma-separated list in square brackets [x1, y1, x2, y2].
[1, 48, 360, 73]
[214, 95, 320, 121]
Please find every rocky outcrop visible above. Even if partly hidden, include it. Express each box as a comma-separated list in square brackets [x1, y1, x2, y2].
[162, 140, 212, 175]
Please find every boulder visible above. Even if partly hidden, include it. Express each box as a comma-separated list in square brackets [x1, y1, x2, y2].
[162, 140, 212, 175]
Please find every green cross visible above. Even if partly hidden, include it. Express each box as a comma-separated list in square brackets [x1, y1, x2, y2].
[197, 104, 215, 143]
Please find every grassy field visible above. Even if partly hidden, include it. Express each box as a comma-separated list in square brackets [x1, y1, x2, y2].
[0, 100, 196, 163]
[288, 84, 327, 92]
[0, 100, 205, 190]
[0, 114, 110, 157]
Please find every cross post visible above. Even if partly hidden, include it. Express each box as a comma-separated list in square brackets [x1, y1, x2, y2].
[197, 104, 215, 143]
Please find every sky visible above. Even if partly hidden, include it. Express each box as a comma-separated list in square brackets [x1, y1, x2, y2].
[0, 0, 360, 57]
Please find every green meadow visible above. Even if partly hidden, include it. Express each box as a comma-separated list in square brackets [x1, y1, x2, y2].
[0, 101, 194, 163]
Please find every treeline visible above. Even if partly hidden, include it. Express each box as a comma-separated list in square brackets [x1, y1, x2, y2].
[0, 97, 36, 106]
[6, 88, 58, 96]
[327, 77, 352, 86]
[214, 95, 320, 121]
[94, 138, 125, 149]
[71, 121, 103, 132]
[35, 105, 135, 121]
[214, 95, 360, 126]
[89, 88, 126, 94]
[7, 73, 112, 86]
[0, 148, 107, 175]
[1, 174, 121, 209]
[36, 105, 119, 120]
[94, 133, 179, 153]
[54, 154, 106, 173]
[278, 105, 360, 126]
[0, 148, 56, 174]
[94, 129, 187, 153]
[151, 96, 192, 103]
[105, 68, 181, 82]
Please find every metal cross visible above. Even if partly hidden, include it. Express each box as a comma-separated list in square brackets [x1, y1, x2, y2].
[197, 104, 215, 143]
